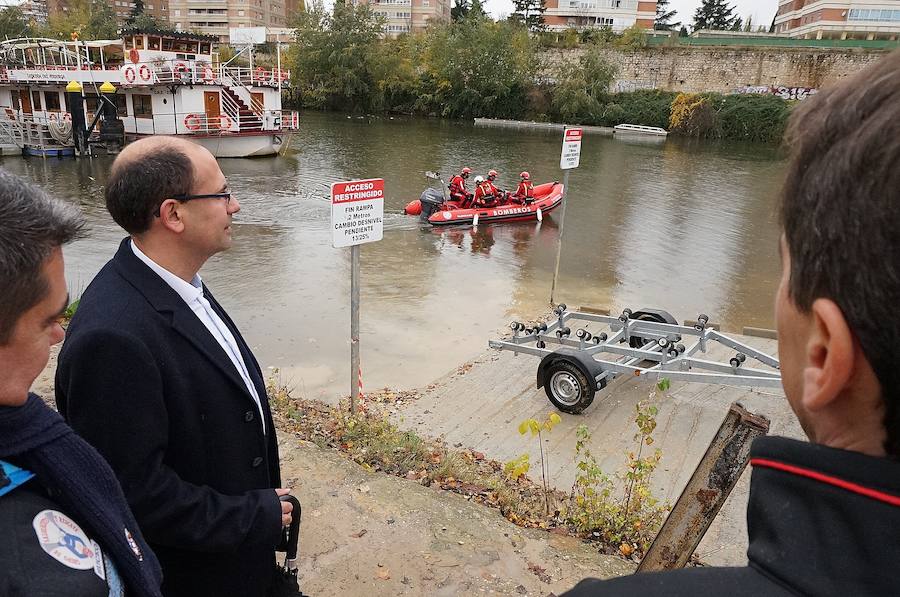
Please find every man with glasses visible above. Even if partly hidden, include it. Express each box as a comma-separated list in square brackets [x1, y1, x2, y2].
[56, 137, 293, 597]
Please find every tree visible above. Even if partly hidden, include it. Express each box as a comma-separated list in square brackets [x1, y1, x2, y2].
[286, 3, 386, 111]
[42, 0, 118, 39]
[692, 0, 738, 31]
[451, 0, 470, 21]
[511, 0, 546, 32]
[679, 25, 689, 37]
[730, 16, 742, 31]
[128, 0, 145, 22]
[743, 15, 753, 32]
[0, 6, 31, 39]
[654, 0, 679, 31]
[468, 0, 487, 19]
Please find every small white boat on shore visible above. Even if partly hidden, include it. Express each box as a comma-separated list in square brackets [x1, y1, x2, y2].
[613, 124, 669, 137]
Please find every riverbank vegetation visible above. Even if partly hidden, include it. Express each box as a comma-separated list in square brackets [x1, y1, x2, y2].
[284, 5, 792, 143]
[268, 370, 669, 558]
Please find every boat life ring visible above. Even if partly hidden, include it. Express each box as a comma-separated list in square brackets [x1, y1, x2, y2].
[63, 112, 72, 122]
[123, 65, 136, 83]
[174, 61, 187, 73]
[183, 113, 202, 131]
[219, 114, 232, 130]
[203, 65, 214, 82]
[129, 48, 140, 64]
[138, 64, 152, 82]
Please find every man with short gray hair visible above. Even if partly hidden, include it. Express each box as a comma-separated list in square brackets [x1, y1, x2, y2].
[0, 170, 162, 596]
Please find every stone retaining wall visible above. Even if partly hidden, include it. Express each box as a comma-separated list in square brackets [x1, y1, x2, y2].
[542, 46, 890, 94]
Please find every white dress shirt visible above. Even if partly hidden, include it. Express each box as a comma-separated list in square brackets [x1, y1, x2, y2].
[130, 240, 265, 433]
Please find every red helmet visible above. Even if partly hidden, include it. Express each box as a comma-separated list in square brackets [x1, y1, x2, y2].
[520, 171, 530, 180]
[487, 169, 498, 179]
[461, 167, 472, 176]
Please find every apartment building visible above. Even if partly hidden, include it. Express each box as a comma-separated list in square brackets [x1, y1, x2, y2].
[45, 0, 170, 26]
[544, 0, 656, 31]
[350, 0, 450, 36]
[169, 0, 300, 42]
[774, 0, 900, 39]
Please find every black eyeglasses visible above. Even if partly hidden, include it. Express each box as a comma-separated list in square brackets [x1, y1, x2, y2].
[170, 192, 233, 204]
[154, 192, 232, 217]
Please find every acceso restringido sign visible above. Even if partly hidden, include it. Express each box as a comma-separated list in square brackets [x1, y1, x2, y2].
[331, 178, 384, 248]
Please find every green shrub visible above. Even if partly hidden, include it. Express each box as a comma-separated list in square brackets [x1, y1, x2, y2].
[714, 94, 792, 143]
[596, 90, 677, 128]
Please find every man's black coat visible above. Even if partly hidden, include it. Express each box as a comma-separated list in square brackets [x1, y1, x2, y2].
[56, 239, 282, 597]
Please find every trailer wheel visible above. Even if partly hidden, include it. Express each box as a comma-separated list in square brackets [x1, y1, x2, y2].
[629, 308, 678, 349]
[544, 360, 595, 414]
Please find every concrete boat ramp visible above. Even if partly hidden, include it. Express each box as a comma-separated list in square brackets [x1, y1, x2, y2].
[393, 329, 804, 566]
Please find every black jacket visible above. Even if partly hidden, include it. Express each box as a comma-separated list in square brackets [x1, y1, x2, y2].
[1, 479, 113, 597]
[56, 239, 282, 597]
[563, 436, 900, 596]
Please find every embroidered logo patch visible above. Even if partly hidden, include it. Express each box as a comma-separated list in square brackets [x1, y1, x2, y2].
[32, 510, 95, 570]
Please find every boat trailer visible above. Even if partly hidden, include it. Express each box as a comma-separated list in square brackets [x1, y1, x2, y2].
[488, 305, 781, 414]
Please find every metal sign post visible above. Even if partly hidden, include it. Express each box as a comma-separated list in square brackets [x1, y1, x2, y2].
[550, 127, 582, 306]
[331, 178, 385, 414]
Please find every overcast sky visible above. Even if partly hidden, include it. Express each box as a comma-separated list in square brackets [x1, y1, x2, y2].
[485, 0, 779, 28]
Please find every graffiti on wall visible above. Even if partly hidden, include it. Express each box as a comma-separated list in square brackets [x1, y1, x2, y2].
[734, 85, 819, 101]
[613, 79, 656, 93]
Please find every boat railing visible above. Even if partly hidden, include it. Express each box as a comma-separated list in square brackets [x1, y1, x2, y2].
[119, 110, 299, 136]
[220, 65, 290, 89]
[115, 60, 289, 89]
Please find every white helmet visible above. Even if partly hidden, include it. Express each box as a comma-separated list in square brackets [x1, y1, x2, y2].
[474, 175, 485, 183]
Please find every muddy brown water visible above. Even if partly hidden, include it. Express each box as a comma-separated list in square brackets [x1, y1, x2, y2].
[8, 111, 786, 400]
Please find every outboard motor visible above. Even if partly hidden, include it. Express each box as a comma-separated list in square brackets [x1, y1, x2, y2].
[419, 188, 445, 221]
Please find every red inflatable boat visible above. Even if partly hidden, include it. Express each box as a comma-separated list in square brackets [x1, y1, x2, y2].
[403, 182, 564, 226]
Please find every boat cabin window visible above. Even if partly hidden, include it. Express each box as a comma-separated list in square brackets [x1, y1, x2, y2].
[133, 94, 153, 118]
[148, 36, 161, 50]
[175, 53, 196, 61]
[162, 38, 174, 51]
[200, 43, 211, 54]
[31, 90, 42, 111]
[10, 93, 19, 111]
[85, 93, 127, 117]
[127, 36, 145, 50]
[45, 92, 60, 111]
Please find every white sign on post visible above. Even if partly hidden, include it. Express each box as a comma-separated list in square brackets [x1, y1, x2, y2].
[331, 178, 384, 248]
[560, 127, 583, 170]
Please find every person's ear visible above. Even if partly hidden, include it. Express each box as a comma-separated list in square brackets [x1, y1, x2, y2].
[157, 199, 185, 234]
[801, 298, 855, 412]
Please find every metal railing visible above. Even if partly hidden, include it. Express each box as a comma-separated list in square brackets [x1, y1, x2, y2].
[122, 109, 299, 136]
[118, 60, 290, 89]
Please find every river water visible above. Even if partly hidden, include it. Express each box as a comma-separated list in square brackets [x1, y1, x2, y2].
[7, 111, 787, 399]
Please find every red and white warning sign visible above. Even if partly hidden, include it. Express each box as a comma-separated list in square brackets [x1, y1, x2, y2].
[560, 127, 583, 170]
[331, 178, 384, 248]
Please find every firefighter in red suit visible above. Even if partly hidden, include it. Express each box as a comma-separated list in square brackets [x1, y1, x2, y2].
[512, 171, 534, 204]
[485, 169, 506, 203]
[448, 167, 472, 206]
[472, 176, 499, 208]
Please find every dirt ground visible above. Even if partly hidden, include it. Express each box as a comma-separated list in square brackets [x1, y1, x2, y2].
[34, 347, 633, 596]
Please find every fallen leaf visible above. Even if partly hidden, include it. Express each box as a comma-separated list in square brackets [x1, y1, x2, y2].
[619, 543, 634, 557]
[350, 529, 368, 538]
[376, 568, 391, 580]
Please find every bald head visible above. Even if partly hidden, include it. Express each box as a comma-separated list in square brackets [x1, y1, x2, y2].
[105, 136, 207, 234]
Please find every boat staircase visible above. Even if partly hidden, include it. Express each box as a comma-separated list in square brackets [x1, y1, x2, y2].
[0, 112, 74, 156]
[220, 82, 263, 132]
